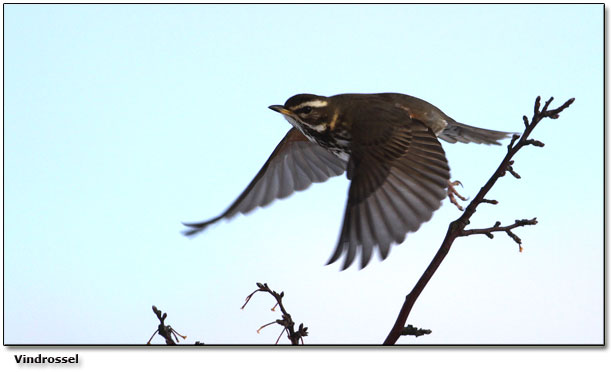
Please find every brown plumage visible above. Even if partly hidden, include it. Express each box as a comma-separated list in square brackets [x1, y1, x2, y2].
[183, 93, 513, 269]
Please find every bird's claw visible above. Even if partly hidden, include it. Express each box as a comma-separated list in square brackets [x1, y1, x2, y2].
[448, 180, 468, 211]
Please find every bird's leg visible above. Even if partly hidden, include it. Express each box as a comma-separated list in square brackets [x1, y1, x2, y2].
[447, 180, 468, 211]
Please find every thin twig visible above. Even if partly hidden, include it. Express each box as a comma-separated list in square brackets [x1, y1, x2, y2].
[383, 96, 574, 345]
[242, 282, 308, 345]
[147, 306, 188, 345]
[461, 218, 538, 250]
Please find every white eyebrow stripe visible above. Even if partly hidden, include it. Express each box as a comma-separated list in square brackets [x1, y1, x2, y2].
[292, 100, 328, 109]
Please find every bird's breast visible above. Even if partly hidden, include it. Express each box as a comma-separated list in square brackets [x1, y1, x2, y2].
[283, 115, 351, 162]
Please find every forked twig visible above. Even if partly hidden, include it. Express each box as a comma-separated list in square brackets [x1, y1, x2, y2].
[242, 282, 308, 345]
[147, 306, 188, 345]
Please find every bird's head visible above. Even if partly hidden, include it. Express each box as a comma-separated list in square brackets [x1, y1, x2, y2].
[269, 94, 335, 133]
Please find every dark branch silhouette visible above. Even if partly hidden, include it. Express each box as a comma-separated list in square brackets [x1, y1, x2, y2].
[383, 96, 575, 345]
[242, 282, 308, 345]
[402, 324, 432, 337]
[461, 217, 538, 250]
[147, 305, 188, 345]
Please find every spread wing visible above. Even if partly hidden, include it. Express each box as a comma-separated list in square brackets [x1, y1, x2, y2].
[328, 108, 450, 269]
[183, 128, 347, 236]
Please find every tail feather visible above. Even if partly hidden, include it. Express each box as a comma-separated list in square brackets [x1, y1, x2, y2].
[439, 122, 515, 145]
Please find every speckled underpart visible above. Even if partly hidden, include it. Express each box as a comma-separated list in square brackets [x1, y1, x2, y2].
[285, 114, 352, 162]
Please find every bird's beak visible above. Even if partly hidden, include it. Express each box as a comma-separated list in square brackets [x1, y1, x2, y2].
[268, 105, 294, 116]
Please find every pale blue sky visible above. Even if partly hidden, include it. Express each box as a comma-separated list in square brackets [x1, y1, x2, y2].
[4, 4, 603, 345]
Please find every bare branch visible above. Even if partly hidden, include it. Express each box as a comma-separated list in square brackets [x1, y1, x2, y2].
[524, 139, 545, 147]
[534, 96, 542, 117]
[383, 96, 574, 345]
[508, 133, 520, 150]
[148, 306, 188, 345]
[401, 324, 432, 338]
[506, 161, 521, 179]
[242, 282, 308, 345]
[545, 97, 575, 119]
[481, 199, 498, 205]
[461, 218, 538, 249]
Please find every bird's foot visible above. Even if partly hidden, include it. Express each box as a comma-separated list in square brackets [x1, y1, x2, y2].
[448, 180, 468, 211]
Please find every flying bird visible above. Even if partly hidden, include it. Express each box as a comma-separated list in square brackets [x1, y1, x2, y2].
[183, 93, 512, 269]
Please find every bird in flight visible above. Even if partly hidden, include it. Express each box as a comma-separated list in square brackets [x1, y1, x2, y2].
[183, 93, 512, 269]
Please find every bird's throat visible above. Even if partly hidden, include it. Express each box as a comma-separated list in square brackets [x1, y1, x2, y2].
[283, 115, 351, 162]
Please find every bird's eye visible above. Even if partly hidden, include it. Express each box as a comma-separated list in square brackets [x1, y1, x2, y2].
[301, 106, 312, 114]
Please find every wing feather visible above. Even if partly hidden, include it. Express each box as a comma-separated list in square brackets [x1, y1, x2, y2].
[183, 128, 347, 236]
[329, 107, 450, 269]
